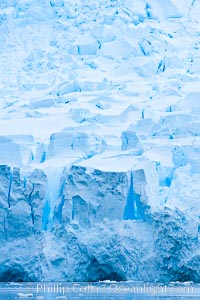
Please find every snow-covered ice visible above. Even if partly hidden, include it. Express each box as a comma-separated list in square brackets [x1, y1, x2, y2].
[0, 0, 199, 283]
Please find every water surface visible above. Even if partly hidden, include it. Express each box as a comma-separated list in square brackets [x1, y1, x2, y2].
[0, 282, 199, 299]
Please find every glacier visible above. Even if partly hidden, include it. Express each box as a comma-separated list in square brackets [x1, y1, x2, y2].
[0, 0, 200, 283]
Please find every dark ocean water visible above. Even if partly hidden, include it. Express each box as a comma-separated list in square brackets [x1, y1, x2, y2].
[0, 282, 199, 300]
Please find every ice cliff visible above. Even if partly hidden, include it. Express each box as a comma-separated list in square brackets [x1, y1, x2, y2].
[0, 0, 199, 282]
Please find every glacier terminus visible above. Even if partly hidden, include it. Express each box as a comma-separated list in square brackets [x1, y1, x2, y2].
[0, 0, 199, 284]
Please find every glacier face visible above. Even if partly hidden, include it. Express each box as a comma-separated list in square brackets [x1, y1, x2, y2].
[0, 0, 200, 282]
[0, 164, 199, 282]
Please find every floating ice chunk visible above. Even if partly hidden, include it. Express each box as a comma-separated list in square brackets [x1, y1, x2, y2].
[17, 293, 33, 298]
